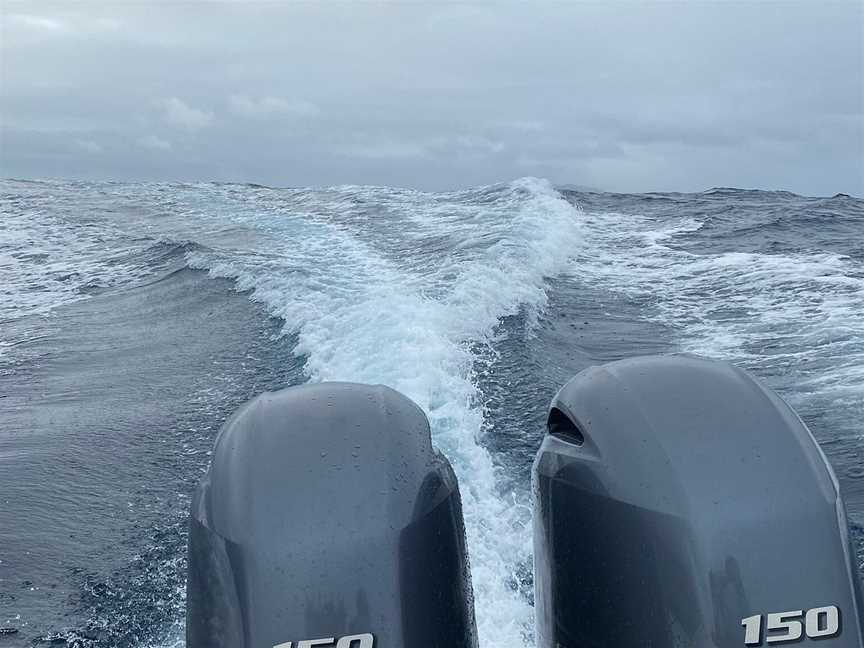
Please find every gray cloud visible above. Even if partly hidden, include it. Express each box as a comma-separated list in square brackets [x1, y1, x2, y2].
[0, 1, 861, 195]
[228, 94, 320, 119]
[160, 97, 214, 130]
[138, 135, 171, 151]
[74, 139, 102, 154]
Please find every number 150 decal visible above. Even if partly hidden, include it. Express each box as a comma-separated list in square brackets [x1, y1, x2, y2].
[742, 606, 840, 645]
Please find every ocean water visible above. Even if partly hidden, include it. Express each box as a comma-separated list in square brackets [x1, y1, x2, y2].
[1, 177, 862, 647]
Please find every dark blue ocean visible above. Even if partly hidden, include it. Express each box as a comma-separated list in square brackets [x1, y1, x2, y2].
[1, 178, 862, 647]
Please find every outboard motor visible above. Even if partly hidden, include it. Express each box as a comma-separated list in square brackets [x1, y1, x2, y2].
[533, 355, 864, 648]
[186, 382, 476, 648]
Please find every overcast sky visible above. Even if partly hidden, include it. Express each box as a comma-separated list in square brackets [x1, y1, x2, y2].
[1, 1, 862, 195]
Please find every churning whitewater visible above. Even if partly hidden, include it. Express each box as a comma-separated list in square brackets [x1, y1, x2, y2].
[1, 178, 862, 647]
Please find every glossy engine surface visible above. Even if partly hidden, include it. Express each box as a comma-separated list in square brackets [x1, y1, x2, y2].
[187, 382, 476, 648]
[533, 355, 864, 648]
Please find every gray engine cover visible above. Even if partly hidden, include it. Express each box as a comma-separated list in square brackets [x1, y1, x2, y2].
[186, 382, 476, 648]
[533, 354, 864, 648]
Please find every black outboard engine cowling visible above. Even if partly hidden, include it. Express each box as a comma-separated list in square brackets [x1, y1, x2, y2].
[533, 355, 864, 648]
[187, 382, 477, 648]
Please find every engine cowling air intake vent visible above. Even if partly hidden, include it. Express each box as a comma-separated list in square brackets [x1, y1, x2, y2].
[546, 406, 584, 445]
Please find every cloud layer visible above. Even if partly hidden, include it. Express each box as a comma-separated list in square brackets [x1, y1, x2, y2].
[1, 2, 861, 195]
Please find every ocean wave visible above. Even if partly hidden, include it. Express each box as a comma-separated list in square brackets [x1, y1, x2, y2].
[566, 205, 864, 430]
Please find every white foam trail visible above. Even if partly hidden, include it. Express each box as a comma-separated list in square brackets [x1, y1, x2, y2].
[184, 177, 583, 646]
